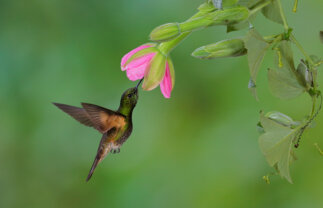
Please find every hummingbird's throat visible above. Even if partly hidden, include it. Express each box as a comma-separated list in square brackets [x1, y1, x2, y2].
[118, 104, 134, 117]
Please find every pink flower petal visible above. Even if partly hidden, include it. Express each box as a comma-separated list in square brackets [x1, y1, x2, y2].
[126, 53, 155, 81]
[125, 53, 155, 71]
[121, 45, 153, 71]
[160, 62, 173, 98]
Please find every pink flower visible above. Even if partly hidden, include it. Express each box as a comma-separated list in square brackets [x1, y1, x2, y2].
[121, 44, 175, 98]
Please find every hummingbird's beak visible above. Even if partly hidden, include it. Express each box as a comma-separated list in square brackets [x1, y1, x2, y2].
[135, 79, 143, 90]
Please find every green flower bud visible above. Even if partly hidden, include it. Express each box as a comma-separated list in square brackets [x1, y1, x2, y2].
[150, 6, 249, 42]
[265, 111, 297, 127]
[192, 38, 247, 59]
[150, 23, 181, 42]
[206, 6, 249, 25]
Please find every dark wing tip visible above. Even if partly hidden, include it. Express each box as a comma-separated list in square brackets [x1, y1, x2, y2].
[81, 102, 92, 108]
[52, 102, 66, 109]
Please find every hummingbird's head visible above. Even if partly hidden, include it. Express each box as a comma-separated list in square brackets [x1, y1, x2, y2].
[120, 87, 139, 108]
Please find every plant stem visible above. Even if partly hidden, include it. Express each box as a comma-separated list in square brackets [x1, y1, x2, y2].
[290, 34, 315, 66]
[157, 7, 213, 54]
[158, 1, 272, 55]
[276, 0, 289, 31]
[249, 0, 271, 16]
[293, 0, 298, 13]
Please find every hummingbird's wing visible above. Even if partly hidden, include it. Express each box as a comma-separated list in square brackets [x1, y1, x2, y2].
[81, 103, 126, 133]
[53, 103, 94, 127]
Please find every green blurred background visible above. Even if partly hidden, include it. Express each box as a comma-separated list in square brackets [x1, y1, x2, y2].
[0, 0, 322, 207]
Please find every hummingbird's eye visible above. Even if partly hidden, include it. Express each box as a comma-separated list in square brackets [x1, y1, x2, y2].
[127, 94, 132, 98]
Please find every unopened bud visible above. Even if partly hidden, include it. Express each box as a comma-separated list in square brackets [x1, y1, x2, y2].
[206, 6, 249, 26]
[192, 38, 247, 59]
[150, 23, 181, 42]
[150, 6, 249, 42]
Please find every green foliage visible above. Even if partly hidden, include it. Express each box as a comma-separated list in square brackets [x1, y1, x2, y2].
[261, 0, 283, 24]
[268, 68, 305, 99]
[268, 41, 306, 99]
[244, 28, 269, 86]
[244, 28, 269, 99]
[148, 0, 323, 184]
[259, 111, 303, 183]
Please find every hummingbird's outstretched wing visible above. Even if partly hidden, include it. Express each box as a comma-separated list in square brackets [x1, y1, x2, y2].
[53, 103, 94, 127]
[81, 103, 126, 133]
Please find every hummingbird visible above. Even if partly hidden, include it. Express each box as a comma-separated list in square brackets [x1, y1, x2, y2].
[53, 80, 142, 181]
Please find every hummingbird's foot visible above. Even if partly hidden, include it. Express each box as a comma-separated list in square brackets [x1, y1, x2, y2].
[110, 143, 121, 154]
[110, 148, 120, 154]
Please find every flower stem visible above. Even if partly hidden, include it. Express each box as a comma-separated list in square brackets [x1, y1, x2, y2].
[249, 0, 271, 16]
[293, 0, 298, 13]
[158, 1, 270, 55]
[158, 32, 191, 55]
[157, 8, 210, 55]
[290, 34, 315, 66]
[276, 0, 289, 31]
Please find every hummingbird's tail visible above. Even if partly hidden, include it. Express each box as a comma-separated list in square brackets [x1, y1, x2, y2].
[86, 143, 112, 182]
[86, 157, 99, 182]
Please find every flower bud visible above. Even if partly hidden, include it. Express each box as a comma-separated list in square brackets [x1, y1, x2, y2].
[150, 6, 249, 42]
[192, 38, 247, 59]
[150, 23, 181, 42]
[206, 6, 249, 25]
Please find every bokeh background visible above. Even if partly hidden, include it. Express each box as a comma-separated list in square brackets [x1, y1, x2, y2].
[1, 0, 322, 207]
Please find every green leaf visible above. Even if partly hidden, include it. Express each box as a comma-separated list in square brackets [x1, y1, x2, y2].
[261, 0, 283, 25]
[245, 29, 269, 82]
[310, 55, 323, 68]
[268, 68, 305, 99]
[244, 28, 269, 98]
[274, 41, 295, 71]
[259, 112, 301, 183]
[248, 78, 259, 101]
[268, 41, 306, 99]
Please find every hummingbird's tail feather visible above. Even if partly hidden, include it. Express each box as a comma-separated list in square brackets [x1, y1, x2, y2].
[86, 157, 100, 182]
[86, 143, 112, 182]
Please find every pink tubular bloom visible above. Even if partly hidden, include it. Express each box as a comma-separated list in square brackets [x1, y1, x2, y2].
[121, 44, 153, 71]
[121, 44, 175, 98]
